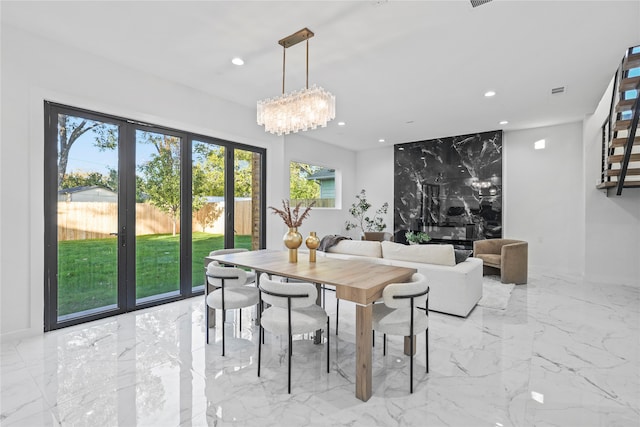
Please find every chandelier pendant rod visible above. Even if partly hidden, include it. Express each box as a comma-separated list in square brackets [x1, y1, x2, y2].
[282, 45, 286, 95]
[306, 39, 309, 90]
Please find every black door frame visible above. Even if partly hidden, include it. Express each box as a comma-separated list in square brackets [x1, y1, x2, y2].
[44, 102, 266, 331]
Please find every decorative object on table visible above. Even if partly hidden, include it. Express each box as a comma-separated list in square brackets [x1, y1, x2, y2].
[256, 27, 335, 135]
[268, 199, 315, 262]
[305, 231, 320, 262]
[344, 189, 389, 237]
[405, 230, 431, 245]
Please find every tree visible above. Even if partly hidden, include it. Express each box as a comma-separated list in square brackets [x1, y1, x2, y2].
[59, 169, 118, 192]
[57, 115, 117, 189]
[137, 132, 181, 235]
[193, 144, 255, 198]
[289, 162, 321, 200]
[193, 202, 223, 232]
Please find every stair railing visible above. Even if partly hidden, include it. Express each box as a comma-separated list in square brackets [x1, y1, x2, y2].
[616, 93, 639, 195]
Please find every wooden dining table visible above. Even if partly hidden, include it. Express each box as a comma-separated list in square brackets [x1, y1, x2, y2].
[206, 249, 417, 401]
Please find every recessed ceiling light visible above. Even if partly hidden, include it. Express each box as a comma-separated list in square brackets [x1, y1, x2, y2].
[338, 121, 346, 126]
[378, 138, 385, 143]
[534, 139, 546, 150]
[499, 120, 508, 125]
[484, 91, 496, 97]
[231, 57, 244, 66]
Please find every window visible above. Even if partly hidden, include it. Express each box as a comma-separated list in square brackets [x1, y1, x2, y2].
[44, 102, 266, 330]
[289, 161, 335, 208]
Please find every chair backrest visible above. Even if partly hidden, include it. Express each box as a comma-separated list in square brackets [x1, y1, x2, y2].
[382, 273, 429, 309]
[258, 273, 317, 309]
[206, 262, 247, 287]
[209, 248, 249, 257]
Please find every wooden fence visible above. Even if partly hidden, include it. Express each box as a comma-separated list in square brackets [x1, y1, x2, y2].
[57, 201, 253, 241]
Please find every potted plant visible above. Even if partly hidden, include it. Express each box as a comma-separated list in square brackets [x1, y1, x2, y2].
[345, 189, 389, 239]
[405, 230, 431, 245]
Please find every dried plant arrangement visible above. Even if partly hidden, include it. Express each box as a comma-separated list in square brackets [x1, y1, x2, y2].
[268, 199, 315, 228]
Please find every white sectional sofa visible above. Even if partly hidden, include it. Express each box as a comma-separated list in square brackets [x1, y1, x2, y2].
[317, 239, 483, 317]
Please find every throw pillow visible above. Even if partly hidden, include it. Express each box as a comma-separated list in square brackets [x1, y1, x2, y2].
[454, 249, 473, 264]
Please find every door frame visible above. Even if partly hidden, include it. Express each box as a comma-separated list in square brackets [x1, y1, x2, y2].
[43, 102, 266, 331]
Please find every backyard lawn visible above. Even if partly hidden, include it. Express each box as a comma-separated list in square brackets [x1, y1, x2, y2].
[57, 232, 252, 316]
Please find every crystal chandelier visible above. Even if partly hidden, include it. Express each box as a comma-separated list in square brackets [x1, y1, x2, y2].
[257, 28, 335, 136]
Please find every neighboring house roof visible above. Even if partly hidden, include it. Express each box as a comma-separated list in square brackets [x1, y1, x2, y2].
[58, 185, 113, 194]
[307, 168, 335, 181]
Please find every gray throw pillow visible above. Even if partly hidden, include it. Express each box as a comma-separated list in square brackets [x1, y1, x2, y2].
[454, 249, 473, 264]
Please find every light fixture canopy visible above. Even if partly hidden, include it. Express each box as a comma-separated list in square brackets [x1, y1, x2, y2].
[257, 28, 336, 135]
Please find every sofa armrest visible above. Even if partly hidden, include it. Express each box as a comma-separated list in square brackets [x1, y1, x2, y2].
[501, 241, 528, 284]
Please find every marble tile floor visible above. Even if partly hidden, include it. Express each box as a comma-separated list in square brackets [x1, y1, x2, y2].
[1, 272, 638, 427]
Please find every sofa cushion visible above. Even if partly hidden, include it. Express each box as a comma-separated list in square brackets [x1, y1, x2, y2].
[327, 240, 382, 258]
[381, 241, 455, 266]
[476, 253, 501, 268]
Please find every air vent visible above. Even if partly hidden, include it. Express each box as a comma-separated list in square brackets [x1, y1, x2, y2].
[470, 0, 493, 7]
[551, 87, 565, 95]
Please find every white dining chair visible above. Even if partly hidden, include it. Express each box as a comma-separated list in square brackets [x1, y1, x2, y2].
[372, 273, 429, 393]
[205, 261, 259, 356]
[257, 273, 330, 394]
[208, 248, 256, 283]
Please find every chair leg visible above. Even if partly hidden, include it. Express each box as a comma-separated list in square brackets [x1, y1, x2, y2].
[288, 333, 292, 394]
[326, 316, 330, 373]
[239, 308, 242, 332]
[335, 299, 339, 335]
[205, 302, 209, 344]
[383, 333, 386, 356]
[426, 329, 429, 373]
[372, 330, 375, 347]
[222, 309, 226, 357]
[410, 335, 414, 394]
[258, 325, 262, 377]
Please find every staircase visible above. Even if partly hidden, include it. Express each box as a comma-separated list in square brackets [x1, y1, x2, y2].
[597, 45, 640, 195]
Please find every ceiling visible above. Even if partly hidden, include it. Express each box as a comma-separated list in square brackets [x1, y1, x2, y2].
[2, 1, 639, 151]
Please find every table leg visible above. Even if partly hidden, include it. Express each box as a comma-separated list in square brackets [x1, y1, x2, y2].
[356, 303, 373, 401]
[404, 336, 416, 356]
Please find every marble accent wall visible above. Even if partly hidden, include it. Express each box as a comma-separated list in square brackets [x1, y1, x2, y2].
[394, 130, 502, 242]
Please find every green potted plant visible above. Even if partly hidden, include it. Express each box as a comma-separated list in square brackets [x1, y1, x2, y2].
[405, 230, 431, 245]
[345, 189, 389, 239]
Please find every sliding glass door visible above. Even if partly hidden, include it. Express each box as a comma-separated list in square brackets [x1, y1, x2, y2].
[44, 103, 265, 330]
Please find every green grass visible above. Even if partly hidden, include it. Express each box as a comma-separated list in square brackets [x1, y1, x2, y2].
[57, 232, 252, 316]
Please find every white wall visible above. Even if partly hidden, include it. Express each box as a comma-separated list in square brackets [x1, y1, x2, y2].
[0, 25, 356, 337]
[356, 147, 395, 237]
[503, 122, 585, 276]
[583, 78, 640, 286]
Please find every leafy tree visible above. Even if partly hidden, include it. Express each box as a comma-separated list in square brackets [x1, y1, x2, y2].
[193, 202, 223, 232]
[290, 162, 321, 200]
[59, 169, 118, 192]
[137, 132, 181, 235]
[193, 144, 255, 198]
[57, 115, 117, 189]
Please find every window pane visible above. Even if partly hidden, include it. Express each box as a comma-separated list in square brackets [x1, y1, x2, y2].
[234, 149, 262, 249]
[191, 141, 225, 288]
[290, 161, 335, 207]
[56, 113, 119, 320]
[135, 130, 181, 302]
